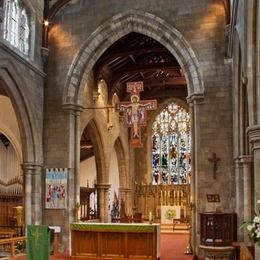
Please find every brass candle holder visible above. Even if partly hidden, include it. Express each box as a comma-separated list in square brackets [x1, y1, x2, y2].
[184, 202, 194, 255]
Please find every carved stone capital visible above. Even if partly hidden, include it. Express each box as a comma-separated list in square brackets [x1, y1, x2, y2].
[186, 92, 205, 106]
[239, 155, 253, 164]
[247, 125, 260, 151]
[95, 183, 111, 191]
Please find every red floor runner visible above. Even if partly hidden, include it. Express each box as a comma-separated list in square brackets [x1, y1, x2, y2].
[13, 233, 194, 260]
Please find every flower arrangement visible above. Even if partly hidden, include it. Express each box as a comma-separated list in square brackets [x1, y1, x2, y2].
[240, 200, 260, 245]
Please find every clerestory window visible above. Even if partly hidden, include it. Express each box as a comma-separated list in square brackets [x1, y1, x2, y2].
[3, 0, 30, 56]
[151, 102, 191, 185]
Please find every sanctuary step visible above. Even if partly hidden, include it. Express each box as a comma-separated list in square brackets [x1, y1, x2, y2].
[161, 223, 189, 233]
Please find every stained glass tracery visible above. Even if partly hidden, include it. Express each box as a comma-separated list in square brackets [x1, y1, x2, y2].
[3, 0, 30, 56]
[152, 103, 191, 185]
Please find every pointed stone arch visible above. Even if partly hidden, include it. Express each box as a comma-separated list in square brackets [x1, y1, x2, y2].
[0, 62, 40, 164]
[84, 119, 107, 183]
[63, 9, 204, 106]
[114, 137, 128, 188]
[0, 60, 43, 225]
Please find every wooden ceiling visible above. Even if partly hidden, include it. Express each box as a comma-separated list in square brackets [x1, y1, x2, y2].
[81, 32, 188, 161]
[94, 32, 187, 103]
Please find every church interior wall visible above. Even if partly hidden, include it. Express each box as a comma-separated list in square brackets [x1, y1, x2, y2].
[41, 0, 236, 251]
[0, 0, 259, 258]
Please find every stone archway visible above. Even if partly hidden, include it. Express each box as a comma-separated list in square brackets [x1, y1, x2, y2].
[83, 119, 109, 221]
[62, 9, 205, 246]
[0, 63, 43, 226]
[63, 9, 204, 107]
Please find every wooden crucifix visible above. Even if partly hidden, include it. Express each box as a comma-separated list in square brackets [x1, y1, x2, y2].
[116, 81, 157, 148]
[208, 152, 221, 179]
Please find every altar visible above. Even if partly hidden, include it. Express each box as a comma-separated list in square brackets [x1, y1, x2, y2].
[70, 222, 160, 259]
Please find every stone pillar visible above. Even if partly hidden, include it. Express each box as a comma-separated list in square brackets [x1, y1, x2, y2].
[22, 163, 33, 226]
[22, 163, 43, 227]
[31, 164, 42, 224]
[62, 104, 82, 223]
[187, 93, 205, 253]
[239, 155, 253, 242]
[248, 125, 260, 260]
[234, 157, 244, 241]
[119, 188, 132, 215]
[96, 184, 111, 222]
[74, 108, 81, 203]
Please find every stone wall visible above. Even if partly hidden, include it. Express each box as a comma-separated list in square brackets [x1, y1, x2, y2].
[44, 0, 233, 251]
[0, 0, 45, 225]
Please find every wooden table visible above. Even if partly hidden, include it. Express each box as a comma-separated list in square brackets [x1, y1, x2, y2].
[71, 222, 160, 259]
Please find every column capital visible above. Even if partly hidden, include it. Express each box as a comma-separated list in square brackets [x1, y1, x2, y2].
[119, 188, 131, 193]
[239, 155, 253, 164]
[95, 183, 111, 190]
[247, 125, 260, 150]
[186, 93, 205, 105]
[21, 162, 42, 170]
[62, 104, 83, 114]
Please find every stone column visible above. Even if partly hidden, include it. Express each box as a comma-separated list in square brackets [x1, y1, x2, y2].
[234, 157, 244, 241]
[239, 155, 253, 242]
[248, 125, 260, 260]
[119, 188, 132, 215]
[96, 184, 111, 222]
[62, 104, 82, 223]
[187, 93, 205, 253]
[74, 108, 82, 204]
[22, 163, 33, 226]
[31, 164, 43, 224]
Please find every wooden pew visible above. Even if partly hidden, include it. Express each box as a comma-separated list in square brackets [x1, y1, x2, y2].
[0, 236, 26, 258]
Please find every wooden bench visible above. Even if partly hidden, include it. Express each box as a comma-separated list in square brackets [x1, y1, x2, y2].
[0, 236, 26, 258]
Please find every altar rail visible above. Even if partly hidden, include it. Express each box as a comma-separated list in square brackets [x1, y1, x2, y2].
[0, 236, 26, 258]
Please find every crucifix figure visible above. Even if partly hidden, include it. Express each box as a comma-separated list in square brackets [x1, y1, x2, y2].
[208, 152, 221, 179]
[116, 81, 157, 148]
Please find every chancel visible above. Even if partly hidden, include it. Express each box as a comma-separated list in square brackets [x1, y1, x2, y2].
[0, 1, 260, 260]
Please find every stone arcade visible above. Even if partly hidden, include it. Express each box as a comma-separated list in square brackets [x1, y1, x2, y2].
[0, 0, 259, 259]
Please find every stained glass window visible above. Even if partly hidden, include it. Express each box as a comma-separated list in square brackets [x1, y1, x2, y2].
[3, 0, 30, 56]
[152, 102, 191, 185]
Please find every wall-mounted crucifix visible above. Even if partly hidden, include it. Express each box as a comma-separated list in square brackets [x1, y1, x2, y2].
[208, 152, 221, 179]
[116, 81, 157, 148]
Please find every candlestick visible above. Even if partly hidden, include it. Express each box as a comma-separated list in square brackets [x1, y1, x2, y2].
[149, 211, 152, 223]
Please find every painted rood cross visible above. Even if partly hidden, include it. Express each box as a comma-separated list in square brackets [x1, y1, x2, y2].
[116, 81, 157, 148]
[208, 152, 221, 179]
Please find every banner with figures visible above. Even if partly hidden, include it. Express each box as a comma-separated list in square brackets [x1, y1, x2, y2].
[45, 168, 67, 209]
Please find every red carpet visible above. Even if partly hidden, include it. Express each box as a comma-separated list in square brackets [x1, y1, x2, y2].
[160, 233, 194, 260]
[13, 233, 194, 260]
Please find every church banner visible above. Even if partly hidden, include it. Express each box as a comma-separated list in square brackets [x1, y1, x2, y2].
[27, 225, 50, 260]
[45, 168, 67, 209]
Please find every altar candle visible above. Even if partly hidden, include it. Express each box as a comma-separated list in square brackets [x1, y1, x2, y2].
[149, 211, 152, 222]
